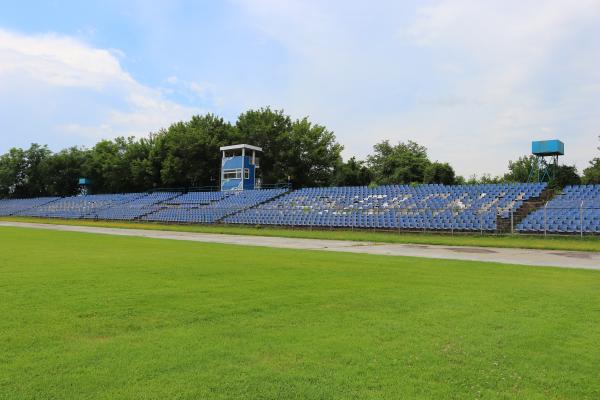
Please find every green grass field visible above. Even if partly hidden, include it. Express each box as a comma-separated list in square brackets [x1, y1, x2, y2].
[2, 215, 600, 252]
[2, 226, 600, 399]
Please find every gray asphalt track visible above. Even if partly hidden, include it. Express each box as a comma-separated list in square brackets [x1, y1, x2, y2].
[1, 221, 599, 270]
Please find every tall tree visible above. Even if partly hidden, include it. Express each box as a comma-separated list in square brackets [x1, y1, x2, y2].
[583, 159, 600, 184]
[465, 174, 503, 184]
[583, 136, 600, 184]
[150, 114, 235, 188]
[285, 118, 343, 187]
[423, 162, 456, 185]
[124, 136, 156, 192]
[504, 155, 537, 182]
[0, 144, 53, 198]
[367, 140, 431, 185]
[23, 144, 53, 197]
[551, 165, 581, 189]
[44, 147, 90, 196]
[235, 108, 293, 185]
[0, 147, 27, 197]
[82, 138, 132, 194]
[235, 108, 343, 187]
[333, 157, 372, 186]
[503, 154, 581, 188]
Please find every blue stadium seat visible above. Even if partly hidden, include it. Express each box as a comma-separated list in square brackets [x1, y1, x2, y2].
[1, 183, 562, 233]
[517, 185, 600, 234]
[223, 183, 547, 232]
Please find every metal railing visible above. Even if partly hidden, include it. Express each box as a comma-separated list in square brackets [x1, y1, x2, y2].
[532, 201, 600, 238]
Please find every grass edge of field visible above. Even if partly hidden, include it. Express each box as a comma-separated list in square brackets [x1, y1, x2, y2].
[1, 215, 599, 253]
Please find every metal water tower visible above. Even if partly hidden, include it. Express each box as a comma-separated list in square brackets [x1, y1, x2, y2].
[529, 140, 564, 182]
[219, 144, 262, 191]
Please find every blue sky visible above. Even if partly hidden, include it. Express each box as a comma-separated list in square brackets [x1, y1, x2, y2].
[0, 0, 599, 177]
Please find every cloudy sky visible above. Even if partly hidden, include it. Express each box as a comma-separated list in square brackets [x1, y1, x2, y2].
[0, 0, 599, 177]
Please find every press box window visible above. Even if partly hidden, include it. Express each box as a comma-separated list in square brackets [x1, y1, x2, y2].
[223, 169, 242, 179]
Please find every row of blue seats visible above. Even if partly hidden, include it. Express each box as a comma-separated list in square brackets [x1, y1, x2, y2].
[0, 184, 549, 232]
[0, 197, 60, 216]
[0, 189, 287, 222]
[225, 184, 546, 231]
[18, 194, 146, 219]
[517, 185, 600, 233]
[90, 193, 181, 220]
[145, 189, 287, 223]
[165, 191, 230, 205]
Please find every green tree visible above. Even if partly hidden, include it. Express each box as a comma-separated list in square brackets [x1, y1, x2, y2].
[285, 118, 343, 187]
[124, 136, 156, 192]
[551, 165, 581, 189]
[503, 154, 581, 188]
[23, 144, 53, 197]
[583, 159, 600, 184]
[465, 174, 503, 184]
[44, 147, 90, 196]
[82, 138, 133, 194]
[236, 108, 342, 187]
[367, 140, 431, 185]
[504, 155, 537, 182]
[423, 162, 456, 185]
[333, 157, 372, 186]
[0, 109, 346, 195]
[150, 114, 236, 188]
[235, 108, 293, 185]
[0, 147, 27, 197]
[454, 175, 467, 185]
[0, 144, 54, 198]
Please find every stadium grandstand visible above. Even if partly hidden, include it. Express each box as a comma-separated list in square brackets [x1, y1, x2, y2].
[1, 142, 599, 235]
[3, 182, 595, 234]
[224, 183, 547, 231]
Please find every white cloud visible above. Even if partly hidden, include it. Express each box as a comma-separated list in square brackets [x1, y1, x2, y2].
[164, 75, 223, 107]
[0, 28, 202, 149]
[0, 29, 131, 89]
[402, 0, 600, 174]
[2, 2, 599, 178]
[233, 0, 600, 176]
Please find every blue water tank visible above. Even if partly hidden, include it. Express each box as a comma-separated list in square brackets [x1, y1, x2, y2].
[532, 140, 564, 156]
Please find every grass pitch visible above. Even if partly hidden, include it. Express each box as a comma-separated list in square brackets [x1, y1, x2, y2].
[1, 226, 600, 399]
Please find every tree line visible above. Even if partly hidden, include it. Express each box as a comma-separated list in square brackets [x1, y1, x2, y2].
[0, 107, 599, 198]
